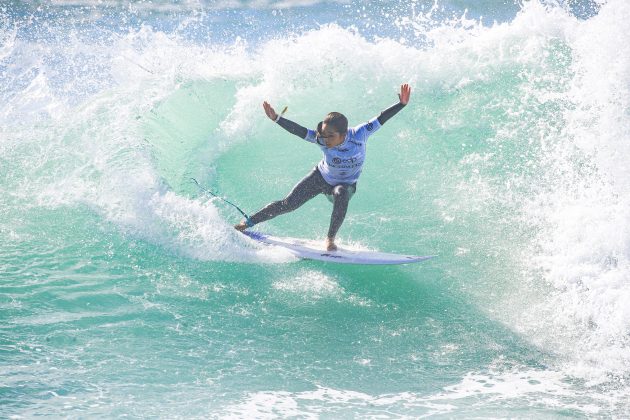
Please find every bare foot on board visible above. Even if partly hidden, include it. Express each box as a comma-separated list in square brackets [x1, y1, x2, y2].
[234, 221, 248, 232]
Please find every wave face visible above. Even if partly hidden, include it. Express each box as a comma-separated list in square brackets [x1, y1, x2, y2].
[2, 0, 630, 417]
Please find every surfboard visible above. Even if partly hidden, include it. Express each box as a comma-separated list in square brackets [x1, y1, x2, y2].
[243, 231, 435, 265]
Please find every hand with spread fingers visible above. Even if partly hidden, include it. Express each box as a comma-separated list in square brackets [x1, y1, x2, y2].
[398, 83, 411, 105]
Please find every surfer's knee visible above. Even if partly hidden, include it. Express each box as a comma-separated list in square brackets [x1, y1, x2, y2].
[279, 197, 294, 209]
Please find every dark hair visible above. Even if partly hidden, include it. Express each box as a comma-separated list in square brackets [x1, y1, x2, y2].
[323, 112, 348, 135]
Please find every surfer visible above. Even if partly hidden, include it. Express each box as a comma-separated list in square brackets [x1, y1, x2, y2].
[235, 84, 411, 251]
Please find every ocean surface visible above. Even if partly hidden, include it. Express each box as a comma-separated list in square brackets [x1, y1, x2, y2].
[2, 0, 630, 417]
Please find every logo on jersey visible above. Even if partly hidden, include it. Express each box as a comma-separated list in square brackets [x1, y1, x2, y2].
[366, 122, 374, 131]
[332, 156, 358, 165]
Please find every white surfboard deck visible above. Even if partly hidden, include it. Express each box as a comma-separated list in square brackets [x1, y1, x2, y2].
[243, 231, 435, 265]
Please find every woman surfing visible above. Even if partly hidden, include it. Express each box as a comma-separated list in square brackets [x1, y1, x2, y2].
[235, 84, 411, 251]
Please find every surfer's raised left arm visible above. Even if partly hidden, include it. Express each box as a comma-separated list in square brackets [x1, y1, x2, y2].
[263, 101, 308, 139]
[377, 83, 411, 125]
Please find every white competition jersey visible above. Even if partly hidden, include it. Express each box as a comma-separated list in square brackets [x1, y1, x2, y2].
[303, 117, 381, 185]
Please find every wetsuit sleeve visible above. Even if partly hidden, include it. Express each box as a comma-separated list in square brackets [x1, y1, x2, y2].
[352, 117, 381, 142]
[377, 102, 406, 125]
[276, 117, 309, 139]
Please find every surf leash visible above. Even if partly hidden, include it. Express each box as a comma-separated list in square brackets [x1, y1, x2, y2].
[191, 178, 253, 226]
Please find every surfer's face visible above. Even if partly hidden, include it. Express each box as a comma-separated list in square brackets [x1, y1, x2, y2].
[318, 122, 345, 148]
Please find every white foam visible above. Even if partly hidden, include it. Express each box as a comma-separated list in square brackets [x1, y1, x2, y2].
[272, 269, 343, 297]
[0, 24, 300, 263]
[220, 367, 630, 418]
[514, 0, 630, 383]
[408, 0, 630, 385]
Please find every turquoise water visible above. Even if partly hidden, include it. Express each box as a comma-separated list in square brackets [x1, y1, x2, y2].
[2, 0, 630, 417]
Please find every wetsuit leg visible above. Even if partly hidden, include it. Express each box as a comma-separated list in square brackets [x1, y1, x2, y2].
[247, 168, 329, 226]
[327, 183, 356, 239]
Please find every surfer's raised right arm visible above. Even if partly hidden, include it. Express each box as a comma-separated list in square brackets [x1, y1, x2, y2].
[376, 83, 411, 126]
[263, 101, 308, 139]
